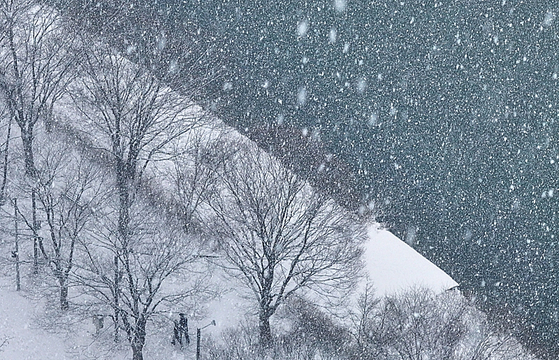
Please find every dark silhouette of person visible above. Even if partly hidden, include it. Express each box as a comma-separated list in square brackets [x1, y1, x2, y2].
[172, 320, 179, 346]
[179, 313, 190, 346]
[172, 313, 190, 347]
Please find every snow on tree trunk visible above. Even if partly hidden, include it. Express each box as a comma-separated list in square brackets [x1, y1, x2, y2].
[59, 278, 69, 311]
[259, 310, 273, 348]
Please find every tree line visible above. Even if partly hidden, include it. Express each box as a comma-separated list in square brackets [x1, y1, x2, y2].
[204, 287, 536, 360]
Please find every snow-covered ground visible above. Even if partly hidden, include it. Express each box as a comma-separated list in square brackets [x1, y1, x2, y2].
[363, 225, 458, 296]
[0, 278, 70, 360]
[0, 225, 457, 359]
[200, 225, 459, 333]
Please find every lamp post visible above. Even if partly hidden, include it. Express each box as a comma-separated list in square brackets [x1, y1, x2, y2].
[196, 320, 216, 360]
[13, 198, 20, 291]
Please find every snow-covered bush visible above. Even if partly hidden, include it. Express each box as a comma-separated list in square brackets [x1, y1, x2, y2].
[350, 287, 536, 360]
[203, 308, 350, 360]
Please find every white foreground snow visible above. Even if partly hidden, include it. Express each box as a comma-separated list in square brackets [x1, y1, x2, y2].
[0, 279, 69, 360]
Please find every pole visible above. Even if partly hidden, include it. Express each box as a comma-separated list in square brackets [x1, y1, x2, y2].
[32, 189, 39, 275]
[14, 198, 20, 291]
[195, 320, 215, 360]
[196, 328, 201, 360]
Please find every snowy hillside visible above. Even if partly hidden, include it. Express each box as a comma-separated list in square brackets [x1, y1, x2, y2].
[0, 227, 456, 360]
[0, 279, 69, 360]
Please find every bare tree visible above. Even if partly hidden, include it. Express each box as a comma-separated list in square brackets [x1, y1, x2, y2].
[350, 288, 467, 360]
[76, 199, 210, 360]
[459, 304, 536, 360]
[70, 35, 205, 354]
[207, 140, 365, 347]
[351, 287, 534, 360]
[0, 0, 77, 273]
[381, 289, 467, 360]
[351, 280, 383, 359]
[29, 142, 108, 310]
[165, 127, 234, 233]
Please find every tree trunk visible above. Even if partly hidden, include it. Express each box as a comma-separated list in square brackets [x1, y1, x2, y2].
[114, 165, 131, 342]
[33, 228, 39, 274]
[31, 188, 42, 274]
[259, 310, 273, 348]
[0, 114, 12, 206]
[131, 319, 146, 360]
[21, 128, 35, 178]
[131, 344, 144, 360]
[59, 277, 69, 311]
[14, 198, 20, 291]
[117, 169, 131, 245]
[113, 254, 120, 342]
[22, 128, 41, 274]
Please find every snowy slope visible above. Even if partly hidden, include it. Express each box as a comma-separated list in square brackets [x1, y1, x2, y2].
[195, 225, 459, 341]
[0, 279, 69, 360]
[0, 226, 458, 360]
[363, 225, 458, 296]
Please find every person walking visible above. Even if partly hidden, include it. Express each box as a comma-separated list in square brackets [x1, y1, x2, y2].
[172, 313, 190, 347]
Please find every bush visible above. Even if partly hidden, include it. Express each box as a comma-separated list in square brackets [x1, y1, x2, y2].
[350, 287, 536, 360]
[203, 297, 351, 360]
[202, 288, 536, 360]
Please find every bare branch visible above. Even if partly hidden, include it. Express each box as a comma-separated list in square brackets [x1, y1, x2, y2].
[206, 138, 366, 346]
